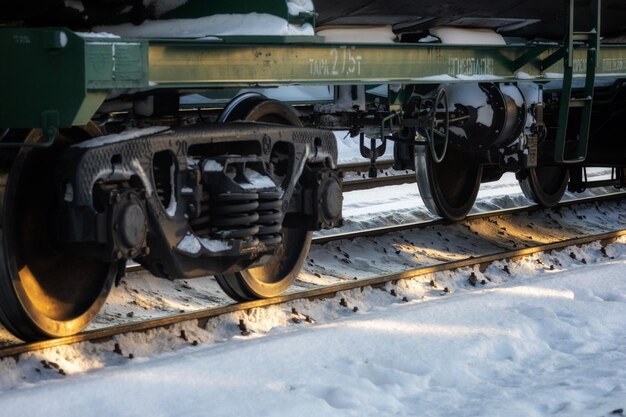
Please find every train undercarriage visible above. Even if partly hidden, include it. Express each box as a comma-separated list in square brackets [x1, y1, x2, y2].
[2, 0, 626, 341]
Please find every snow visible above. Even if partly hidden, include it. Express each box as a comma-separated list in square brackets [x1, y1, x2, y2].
[0, 241, 625, 416]
[287, 0, 314, 15]
[176, 233, 201, 254]
[202, 160, 223, 172]
[317, 26, 396, 44]
[177, 233, 231, 254]
[430, 27, 506, 45]
[199, 237, 231, 252]
[75, 32, 120, 39]
[96, 13, 314, 38]
[165, 162, 177, 217]
[239, 168, 277, 190]
[418, 35, 439, 43]
[333, 130, 394, 163]
[499, 83, 525, 107]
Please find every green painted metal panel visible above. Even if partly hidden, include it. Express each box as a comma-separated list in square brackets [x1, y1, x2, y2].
[4, 27, 626, 133]
[0, 28, 149, 129]
[0, 28, 88, 129]
[147, 40, 626, 89]
[84, 38, 148, 89]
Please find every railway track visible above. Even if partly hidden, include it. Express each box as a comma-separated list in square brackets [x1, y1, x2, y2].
[2, 192, 625, 359]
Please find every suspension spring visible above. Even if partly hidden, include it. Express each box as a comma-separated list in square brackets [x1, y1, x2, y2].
[210, 192, 261, 241]
[256, 191, 283, 245]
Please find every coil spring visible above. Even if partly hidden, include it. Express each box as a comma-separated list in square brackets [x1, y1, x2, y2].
[189, 189, 283, 246]
[256, 191, 283, 245]
[210, 192, 261, 240]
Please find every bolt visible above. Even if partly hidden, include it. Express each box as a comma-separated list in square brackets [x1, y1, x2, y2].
[116, 251, 124, 260]
[142, 247, 151, 256]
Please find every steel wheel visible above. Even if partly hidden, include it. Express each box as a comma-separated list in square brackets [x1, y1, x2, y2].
[518, 166, 569, 207]
[415, 144, 482, 221]
[215, 95, 312, 301]
[0, 127, 116, 341]
[216, 227, 312, 300]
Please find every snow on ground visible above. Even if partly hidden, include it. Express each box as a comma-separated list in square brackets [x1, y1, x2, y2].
[0, 237, 624, 416]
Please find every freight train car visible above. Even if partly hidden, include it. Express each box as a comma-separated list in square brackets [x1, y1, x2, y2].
[1, 0, 626, 341]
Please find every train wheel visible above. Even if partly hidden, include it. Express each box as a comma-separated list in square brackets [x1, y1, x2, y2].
[215, 96, 312, 301]
[0, 127, 116, 341]
[216, 228, 312, 300]
[415, 144, 482, 221]
[518, 166, 569, 207]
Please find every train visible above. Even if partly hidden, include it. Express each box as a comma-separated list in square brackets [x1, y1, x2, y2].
[1, 0, 626, 341]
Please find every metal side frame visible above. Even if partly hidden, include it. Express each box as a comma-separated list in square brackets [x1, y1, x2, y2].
[2, 27, 626, 143]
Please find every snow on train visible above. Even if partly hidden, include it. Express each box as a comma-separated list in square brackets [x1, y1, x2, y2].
[1, 0, 626, 341]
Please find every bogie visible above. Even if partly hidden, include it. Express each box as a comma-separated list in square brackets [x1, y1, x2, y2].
[2, 0, 626, 341]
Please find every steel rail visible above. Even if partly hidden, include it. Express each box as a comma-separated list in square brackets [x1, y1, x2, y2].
[2, 204, 626, 359]
[312, 191, 626, 244]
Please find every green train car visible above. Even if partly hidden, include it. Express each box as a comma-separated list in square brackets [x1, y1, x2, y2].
[1, 0, 626, 341]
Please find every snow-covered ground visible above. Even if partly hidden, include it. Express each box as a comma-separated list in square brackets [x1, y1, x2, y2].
[0, 132, 624, 416]
[0, 237, 624, 416]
